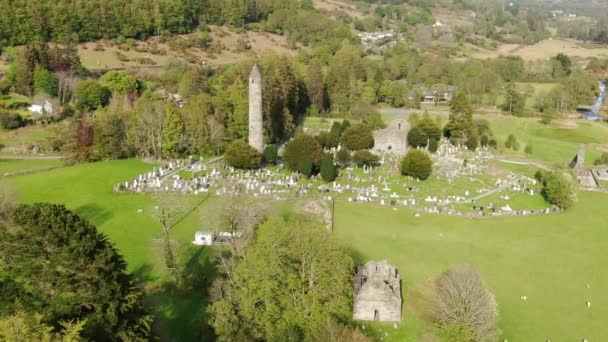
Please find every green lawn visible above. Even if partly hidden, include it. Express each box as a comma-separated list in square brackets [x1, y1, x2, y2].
[5, 157, 608, 341]
[6, 159, 215, 341]
[485, 115, 608, 166]
[0, 157, 63, 175]
[0, 124, 59, 149]
[334, 192, 608, 341]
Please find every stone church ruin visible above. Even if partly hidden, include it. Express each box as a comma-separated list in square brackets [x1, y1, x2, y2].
[373, 119, 410, 155]
[353, 260, 402, 322]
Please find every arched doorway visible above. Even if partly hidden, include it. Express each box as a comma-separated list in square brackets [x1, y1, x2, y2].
[374, 309, 380, 321]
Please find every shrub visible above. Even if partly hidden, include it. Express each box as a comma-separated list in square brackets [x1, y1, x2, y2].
[538, 169, 577, 209]
[340, 119, 351, 131]
[400, 149, 433, 180]
[488, 139, 497, 149]
[315, 131, 339, 149]
[336, 149, 350, 166]
[75, 80, 111, 112]
[263, 144, 278, 164]
[594, 152, 608, 165]
[466, 134, 478, 151]
[480, 135, 489, 147]
[524, 144, 533, 155]
[431, 266, 499, 341]
[504, 134, 519, 151]
[428, 138, 439, 153]
[330, 121, 343, 137]
[0, 111, 26, 129]
[342, 123, 374, 150]
[352, 150, 379, 167]
[361, 110, 385, 130]
[283, 133, 323, 173]
[297, 158, 313, 177]
[407, 126, 427, 148]
[224, 140, 262, 169]
[100, 71, 139, 94]
[320, 156, 337, 182]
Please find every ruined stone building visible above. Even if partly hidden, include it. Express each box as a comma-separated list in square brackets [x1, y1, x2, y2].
[372, 120, 410, 155]
[248, 64, 264, 153]
[569, 145, 599, 188]
[353, 260, 402, 322]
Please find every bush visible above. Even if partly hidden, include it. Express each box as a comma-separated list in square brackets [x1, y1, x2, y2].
[524, 144, 533, 155]
[75, 80, 111, 112]
[336, 149, 350, 166]
[315, 131, 339, 149]
[594, 152, 608, 166]
[488, 139, 497, 149]
[100, 71, 139, 94]
[297, 158, 313, 177]
[341, 119, 351, 131]
[538, 169, 577, 209]
[330, 121, 343, 137]
[431, 266, 499, 341]
[352, 150, 379, 167]
[263, 144, 278, 164]
[0, 111, 26, 129]
[224, 140, 262, 169]
[480, 135, 489, 147]
[320, 156, 337, 182]
[400, 149, 433, 180]
[504, 134, 519, 151]
[283, 133, 323, 173]
[465, 134, 478, 151]
[407, 126, 427, 147]
[428, 138, 439, 153]
[342, 123, 374, 150]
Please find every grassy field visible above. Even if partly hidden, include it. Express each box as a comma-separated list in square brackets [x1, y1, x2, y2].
[3, 153, 608, 340]
[5, 159, 214, 341]
[0, 157, 63, 175]
[0, 124, 59, 150]
[484, 115, 608, 166]
[334, 192, 608, 341]
[471, 38, 608, 61]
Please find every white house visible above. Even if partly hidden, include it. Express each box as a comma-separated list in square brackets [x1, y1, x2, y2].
[28, 100, 54, 115]
[193, 231, 214, 246]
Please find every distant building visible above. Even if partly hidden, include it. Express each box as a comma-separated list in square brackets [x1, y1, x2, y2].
[569, 145, 599, 188]
[193, 231, 214, 246]
[353, 260, 402, 322]
[28, 100, 54, 115]
[422, 85, 455, 104]
[373, 120, 410, 155]
[358, 31, 396, 43]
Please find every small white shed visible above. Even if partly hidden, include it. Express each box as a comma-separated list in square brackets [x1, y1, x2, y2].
[193, 231, 214, 246]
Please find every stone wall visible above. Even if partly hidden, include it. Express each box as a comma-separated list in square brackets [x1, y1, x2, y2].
[373, 120, 409, 155]
[353, 260, 402, 322]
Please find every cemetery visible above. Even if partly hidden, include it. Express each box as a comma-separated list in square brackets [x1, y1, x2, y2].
[115, 139, 554, 218]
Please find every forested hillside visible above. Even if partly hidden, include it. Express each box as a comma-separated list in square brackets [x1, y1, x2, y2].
[0, 0, 311, 46]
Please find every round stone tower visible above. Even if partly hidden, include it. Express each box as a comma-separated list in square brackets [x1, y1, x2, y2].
[248, 64, 264, 153]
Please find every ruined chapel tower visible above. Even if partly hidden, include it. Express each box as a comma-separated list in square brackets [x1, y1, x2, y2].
[248, 64, 264, 153]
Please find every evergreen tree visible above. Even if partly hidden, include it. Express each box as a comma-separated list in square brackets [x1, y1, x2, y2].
[444, 93, 473, 145]
[162, 103, 185, 157]
[1, 203, 151, 340]
[307, 59, 326, 112]
[320, 156, 337, 182]
[400, 149, 433, 180]
[32, 64, 57, 96]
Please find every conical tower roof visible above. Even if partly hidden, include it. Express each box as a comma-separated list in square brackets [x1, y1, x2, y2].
[250, 63, 261, 80]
